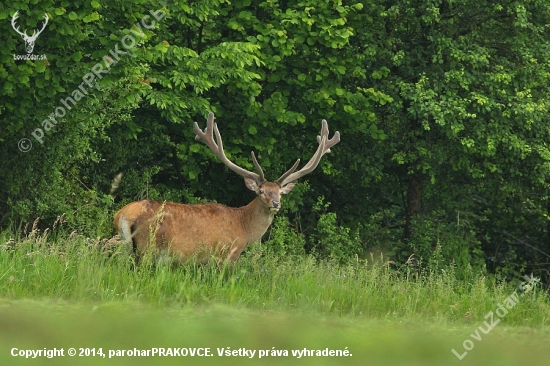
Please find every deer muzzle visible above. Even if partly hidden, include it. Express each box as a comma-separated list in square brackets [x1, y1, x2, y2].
[270, 200, 280, 212]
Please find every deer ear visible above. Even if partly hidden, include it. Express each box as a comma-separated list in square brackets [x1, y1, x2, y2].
[280, 182, 296, 195]
[244, 177, 260, 193]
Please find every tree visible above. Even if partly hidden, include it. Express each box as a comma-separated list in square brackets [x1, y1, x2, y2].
[1, 0, 164, 230]
[353, 0, 550, 270]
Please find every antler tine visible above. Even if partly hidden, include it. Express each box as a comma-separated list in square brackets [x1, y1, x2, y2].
[316, 119, 340, 153]
[320, 119, 329, 138]
[277, 119, 340, 186]
[11, 11, 27, 37]
[275, 159, 300, 186]
[193, 112, 264, 184]
[250, 152, 266, 183]
[34, 13, 49, 36]
[213, 119, 224, 151]
[276, 135, 327, 186]
[193, 112, 215, 144]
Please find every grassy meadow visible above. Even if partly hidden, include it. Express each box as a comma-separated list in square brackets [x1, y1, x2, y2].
[0, 226, 549, 365]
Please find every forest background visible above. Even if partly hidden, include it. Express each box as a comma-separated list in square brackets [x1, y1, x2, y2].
[2, 0, 550, 283]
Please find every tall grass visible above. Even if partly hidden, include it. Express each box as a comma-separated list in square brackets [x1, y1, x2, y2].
[1, 226, 548, 327]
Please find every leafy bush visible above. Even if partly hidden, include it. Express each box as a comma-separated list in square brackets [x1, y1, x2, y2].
[408, 213, 486, 278]
[262, 215, 306, 257]
[309, 197, 363, 262]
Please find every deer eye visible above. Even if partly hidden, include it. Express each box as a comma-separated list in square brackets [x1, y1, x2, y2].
[259, 189, 264, 194]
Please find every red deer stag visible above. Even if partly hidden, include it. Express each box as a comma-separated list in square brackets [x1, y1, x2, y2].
[114, 112, 340, 262]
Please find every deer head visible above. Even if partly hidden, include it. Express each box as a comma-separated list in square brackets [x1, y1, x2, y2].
[11, 11, 49, 54]
[193, 113, 340, 213]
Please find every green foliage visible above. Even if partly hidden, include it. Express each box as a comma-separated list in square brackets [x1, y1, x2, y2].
[2, 0, 550, 276]
[261, 215, 306, 257]
[0, 230, 548, 327]
[361, 208, 405, 258]
[1, 227, 550, 366]
[407, 213, 486, 278]
[309, 197, 362, 262]
[0, 0, 156, 229]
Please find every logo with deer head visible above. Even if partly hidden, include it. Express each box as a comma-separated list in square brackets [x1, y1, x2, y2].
[11, 11, 49, 54]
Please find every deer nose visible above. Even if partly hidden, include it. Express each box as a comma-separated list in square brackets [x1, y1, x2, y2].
[272, 201, 280, 208]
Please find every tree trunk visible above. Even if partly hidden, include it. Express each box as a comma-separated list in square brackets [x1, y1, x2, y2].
[405, 174, 423, 241]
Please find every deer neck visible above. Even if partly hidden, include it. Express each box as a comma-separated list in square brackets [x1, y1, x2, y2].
[241, 196, 276, 245]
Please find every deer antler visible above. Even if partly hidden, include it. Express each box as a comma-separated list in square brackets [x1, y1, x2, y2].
[276, 119, 340, 187]
[11, 11, 27, 38]
[33, 13, 49, 39]
[11, 11, 48, 39]
[193, 112, 266, 185]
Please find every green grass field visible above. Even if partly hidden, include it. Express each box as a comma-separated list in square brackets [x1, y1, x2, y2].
[0, 230, 549, 365]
